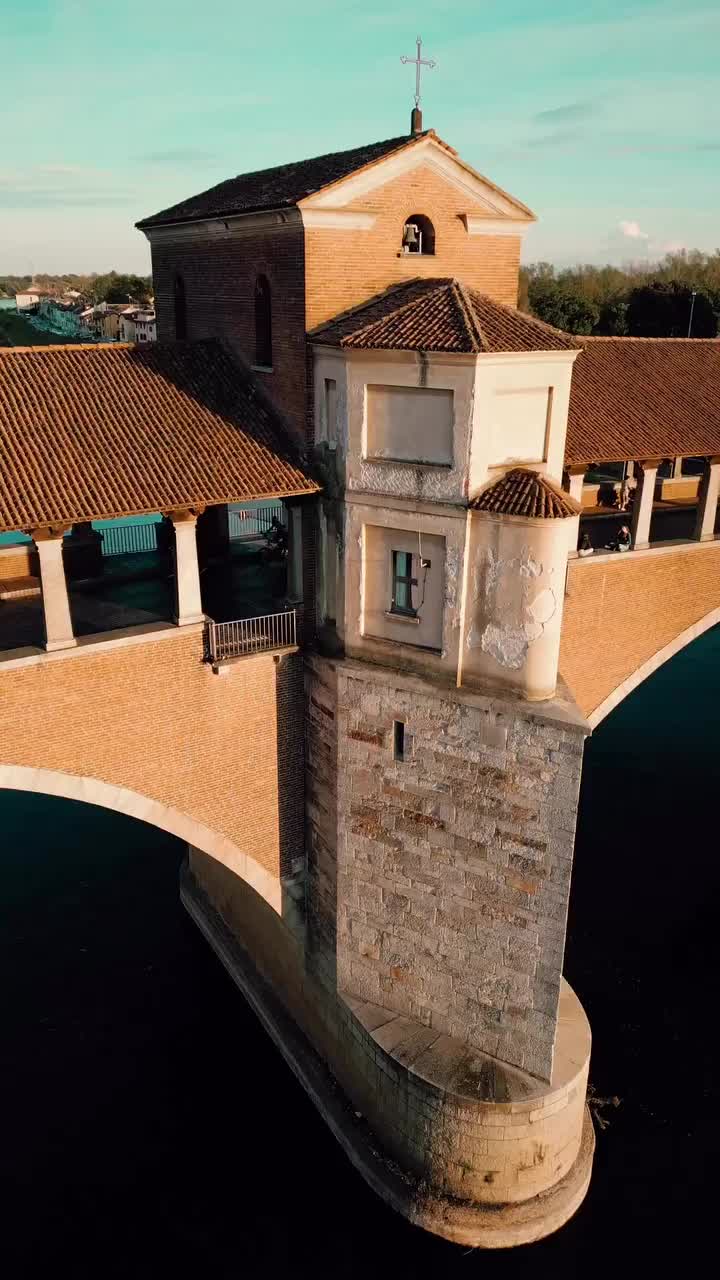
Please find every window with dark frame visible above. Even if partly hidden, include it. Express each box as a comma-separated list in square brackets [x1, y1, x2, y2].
[254, 274, 272, 368]
[393, 720, 405, 762]
[391, 550, 418, 616]
[173, 274, 187, 340]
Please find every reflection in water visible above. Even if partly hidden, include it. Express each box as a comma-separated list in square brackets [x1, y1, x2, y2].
[1, 630, 718, 1273]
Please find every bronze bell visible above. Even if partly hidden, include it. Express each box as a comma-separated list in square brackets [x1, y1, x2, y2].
[402, 222, 419, 252]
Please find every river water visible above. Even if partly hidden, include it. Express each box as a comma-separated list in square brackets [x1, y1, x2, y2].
[1, 630, 717, 1276]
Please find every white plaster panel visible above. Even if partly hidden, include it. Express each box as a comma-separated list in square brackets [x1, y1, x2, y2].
[313, 348, 349, 450]
[488, 386, 551, 467]
[469, 352, 579, 496]
[344, 350, 474, 503]
[366, 384, 453, 466]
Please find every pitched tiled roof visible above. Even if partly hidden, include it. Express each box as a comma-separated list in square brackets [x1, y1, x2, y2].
[471, 468, 581, 519]
[0, 342, 318, 533]
[136, 135, 417, 229]
[566, 336, 720, 465]
[310, 279, 579, 354]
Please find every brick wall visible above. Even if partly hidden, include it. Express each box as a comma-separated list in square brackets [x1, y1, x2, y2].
[0, 545, 37, 581]
[305, 164, 522, 329]
[561, 543, 720, 718]
[305, 654, 586, 1081]
[0, 630, 305, 881]
[150, 165, 521, 443]
[151, 222, 307, 441]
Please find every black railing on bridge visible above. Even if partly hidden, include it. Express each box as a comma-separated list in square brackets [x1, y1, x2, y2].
[98, 507, 285, 558]
[228, 505, 285, 541]
[207, 610, 297, 662]
[100, 522, 159, 557]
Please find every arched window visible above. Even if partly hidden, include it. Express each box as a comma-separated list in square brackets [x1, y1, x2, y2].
[401, 214, 436, 256]
[173, 274, 187, 341]
[254, 274, 272, 368]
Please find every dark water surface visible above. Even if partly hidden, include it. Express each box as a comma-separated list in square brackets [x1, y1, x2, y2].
[1, 631, 718, 1276]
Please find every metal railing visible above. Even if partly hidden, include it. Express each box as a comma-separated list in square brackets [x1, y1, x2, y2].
[207, 609, 297, 661]
[228, 505, 285, 541]
[100, 522, 159, 557]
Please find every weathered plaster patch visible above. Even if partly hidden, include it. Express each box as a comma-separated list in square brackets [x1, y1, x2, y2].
[444, 544, 461, 620]
[468, 546, 558, 670]
[351, 462, 461, 504]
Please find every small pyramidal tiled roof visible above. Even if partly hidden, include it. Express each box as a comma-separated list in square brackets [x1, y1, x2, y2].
[0, 341, 318, 533]
[566, 336, 720, 465]
[136, 135, 419, 229]
[470, 468, 581, 519]
[310, 279, 579, 354]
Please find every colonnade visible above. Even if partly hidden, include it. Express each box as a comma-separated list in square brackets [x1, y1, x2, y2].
[564, 456, 720, 553]
[29, 509, 204, 652]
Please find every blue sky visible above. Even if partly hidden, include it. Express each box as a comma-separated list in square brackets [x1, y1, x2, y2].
[2, 0, 718, 274]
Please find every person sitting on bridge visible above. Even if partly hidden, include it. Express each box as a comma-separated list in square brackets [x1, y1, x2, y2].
[578, 533, 594, 557]
[604, 524, 632, 553]
[263, 517, 288, 560]
[269, 516, 287, 547]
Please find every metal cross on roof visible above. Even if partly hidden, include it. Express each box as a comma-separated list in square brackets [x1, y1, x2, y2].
[401, 35, 437, 108]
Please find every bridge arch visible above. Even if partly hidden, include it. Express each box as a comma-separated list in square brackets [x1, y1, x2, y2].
[560, 542, 720, 724]
[0, 764, 282, 913]
[588, 605, 720, 727]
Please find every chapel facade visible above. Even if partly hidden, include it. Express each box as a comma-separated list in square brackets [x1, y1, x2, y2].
[137, 119, 595, 1242]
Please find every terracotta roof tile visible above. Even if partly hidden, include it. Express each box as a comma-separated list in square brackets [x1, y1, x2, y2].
[310, 279, 579, 354]
[471, 468, 580, 519]
[0, 341, 318, 533]
[136, 135, 418, 229]
[566, 336, 720, 465]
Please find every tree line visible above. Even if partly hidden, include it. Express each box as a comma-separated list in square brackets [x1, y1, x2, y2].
[519, 249, 720, 337]
[0, 271, 153, 305]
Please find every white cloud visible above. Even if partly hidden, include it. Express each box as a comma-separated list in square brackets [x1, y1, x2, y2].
[619, 219, 650, 241]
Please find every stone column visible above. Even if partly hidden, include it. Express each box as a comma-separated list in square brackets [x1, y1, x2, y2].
[170, 511, 204, 625]
[672, 456, 683, 479]
[564, 466, 586, 555]
[33, 528, 76, 651]
[694, 456, 720, 542]
[630, 460, 659, 549]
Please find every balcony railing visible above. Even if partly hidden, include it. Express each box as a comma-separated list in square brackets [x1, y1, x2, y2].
[207, 609, 297, 662]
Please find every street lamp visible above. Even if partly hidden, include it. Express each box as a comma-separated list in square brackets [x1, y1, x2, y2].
[687, 290, 697, 338]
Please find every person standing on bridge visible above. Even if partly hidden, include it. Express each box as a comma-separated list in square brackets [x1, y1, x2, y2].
[618, 475, 634, 512]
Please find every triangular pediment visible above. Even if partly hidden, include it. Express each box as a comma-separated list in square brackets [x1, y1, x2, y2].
[299, 133, 535, 224]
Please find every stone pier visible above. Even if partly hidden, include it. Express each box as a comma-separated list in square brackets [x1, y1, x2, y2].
[186, 651, 594, 1247]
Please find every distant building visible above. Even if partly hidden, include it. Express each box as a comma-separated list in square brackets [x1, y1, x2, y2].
[93, 303, 132, 341]
[15, 285, 56, 312]
[118, 307, 156, 343]
[118, 310, 137, 342]
[134, 310, 156, 343]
